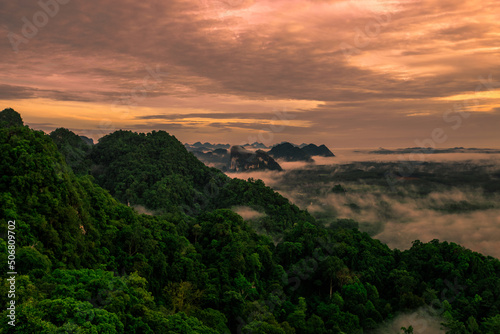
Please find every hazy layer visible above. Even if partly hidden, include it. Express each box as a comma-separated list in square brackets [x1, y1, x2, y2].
[226, 150, 500, 259]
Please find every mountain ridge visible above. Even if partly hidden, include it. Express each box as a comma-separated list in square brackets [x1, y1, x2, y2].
[1, 108, 499, 333]
[229, 145, 282, 172]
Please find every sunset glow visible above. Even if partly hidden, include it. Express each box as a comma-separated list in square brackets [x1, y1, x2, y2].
[1, 0, 499, 147]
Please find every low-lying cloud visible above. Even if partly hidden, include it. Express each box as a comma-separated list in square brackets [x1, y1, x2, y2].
[372, 308, 445, 334]
[228, 152, 500, 259]
[232, 206, 267, 221]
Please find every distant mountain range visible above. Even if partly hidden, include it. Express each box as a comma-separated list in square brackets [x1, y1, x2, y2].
[186, 141, 335, 171]
[301, 143, 335, 157]
[268, 142, 314, 162]
[362, 147, 500, 155]
[185, 142, 231, 150]
[229, 146, 282, 172]
[268, 142, 335, 162]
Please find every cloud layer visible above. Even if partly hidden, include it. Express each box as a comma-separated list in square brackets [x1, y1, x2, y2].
[229, 152, 500, 259]
[1, 0, 500, 146]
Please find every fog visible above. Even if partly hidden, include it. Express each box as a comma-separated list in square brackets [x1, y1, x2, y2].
[232, 206, 266, 221]
[371, 308, 445, 334]
[321, 189, 500, 258]
[226, 149, 500, 259]
[328, 148, 500, 164]
[226, 170, 284, 187]
[375, 209, 500, 259]
[132, 205, 156, 216]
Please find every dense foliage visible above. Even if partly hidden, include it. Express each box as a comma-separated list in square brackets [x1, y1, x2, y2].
[0, 108, 23, 128]
[0, 110, 499, 333]
[50, 128, 93, 175]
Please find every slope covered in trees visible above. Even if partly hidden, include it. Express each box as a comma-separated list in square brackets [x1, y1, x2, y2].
[87, 130, 312, 233]
[50, 128, 93, 175]
[0, 108, 23, 128]
[0, 109, 499, 333]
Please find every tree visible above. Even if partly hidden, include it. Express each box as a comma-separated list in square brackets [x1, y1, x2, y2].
[286, 297, 307, 333]
[306, 314, 326, 334]
[401, 326, 414, 334]
[0, 108, 23, 127]
[322, 256, 345, 299]
[482, 315, 500, 334]
[2, 111, 500, 334]
[164, 281, 203, 314]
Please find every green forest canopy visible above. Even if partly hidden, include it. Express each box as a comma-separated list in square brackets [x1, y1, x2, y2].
[0, 108, 499, 333]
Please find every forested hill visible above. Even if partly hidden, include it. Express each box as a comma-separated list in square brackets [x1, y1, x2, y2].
[50, 128, 93, 175]
[87, 129, 314, 233]
[0, 108, 500, 333]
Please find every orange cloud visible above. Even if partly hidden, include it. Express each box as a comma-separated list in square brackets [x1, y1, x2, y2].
[0, 0, 499, 147]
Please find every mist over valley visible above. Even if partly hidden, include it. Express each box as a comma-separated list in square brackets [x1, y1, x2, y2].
[221, 148, 500, 259]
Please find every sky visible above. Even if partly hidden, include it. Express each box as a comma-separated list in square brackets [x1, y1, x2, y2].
[1, 0, 500, 148]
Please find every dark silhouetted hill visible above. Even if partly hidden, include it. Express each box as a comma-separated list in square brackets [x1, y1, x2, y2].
[268, 142, 314, 162]
[50, 128, 93, 175]
[301, 143, 335, 157]
[0, 108, 24, 128]
[229, 145, 282, 172]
